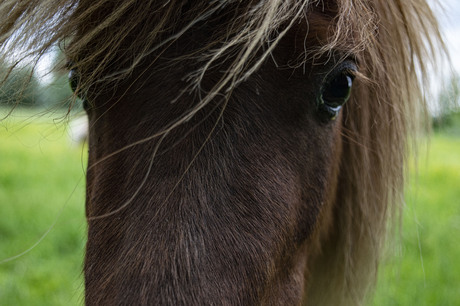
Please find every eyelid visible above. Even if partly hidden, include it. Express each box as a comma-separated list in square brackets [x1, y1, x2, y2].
[324, 61, 358, 84]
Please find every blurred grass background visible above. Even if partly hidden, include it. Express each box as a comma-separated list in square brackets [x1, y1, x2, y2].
[1, 108, 460, 305]
[0, 110, 86, 305]
[372, 129, 460, 305]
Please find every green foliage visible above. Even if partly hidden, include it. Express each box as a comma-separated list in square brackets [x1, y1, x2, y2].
[0, 54, 75, 110]
[433, 73, 460, 131]
[37, 49, 78, 110]
[433, 110, 460, 137]
[38, 73, 76, 110]
[0, 66, 45, 107]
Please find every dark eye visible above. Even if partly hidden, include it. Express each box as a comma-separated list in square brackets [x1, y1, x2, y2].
[318, 62, 356, 121]
[68, 65, 90, 111]
[68, 68, 80, 95]
[322, 73, 353, 107]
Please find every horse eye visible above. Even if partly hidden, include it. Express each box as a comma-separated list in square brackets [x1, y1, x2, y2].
[68, 67, 91, 111]
[322, 73, 353, 107]
[318, 64, 356, 121]
[69, 68, 81, 96]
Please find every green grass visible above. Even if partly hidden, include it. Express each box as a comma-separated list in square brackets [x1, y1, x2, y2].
[372, 135, 460, 305]
[0, 110, 459, 305]
[0, 109, 86, 305]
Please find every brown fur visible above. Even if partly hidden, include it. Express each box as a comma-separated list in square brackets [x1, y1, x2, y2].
[0, 0, 444, 305]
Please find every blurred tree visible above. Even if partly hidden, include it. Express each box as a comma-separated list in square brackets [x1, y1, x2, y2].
[433, 73, 460, 130]
[0, 62, 45, 107]
[0, 48, 79, 110]
[37, 48, 79, 110]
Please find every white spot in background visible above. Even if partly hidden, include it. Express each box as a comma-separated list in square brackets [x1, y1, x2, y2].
[68, 115, 88, 145]
[425, 0, 460, 114]
[35, 51, 57, 85]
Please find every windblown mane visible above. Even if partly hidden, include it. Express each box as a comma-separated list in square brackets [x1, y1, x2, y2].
[0, 0, 443, 304]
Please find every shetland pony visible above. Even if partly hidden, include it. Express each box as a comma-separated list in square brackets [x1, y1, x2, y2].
[0, 0, 443, 304]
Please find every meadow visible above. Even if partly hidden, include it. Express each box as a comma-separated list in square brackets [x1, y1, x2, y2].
[0, 110, 459, 305]
[0, 110, 86, 305]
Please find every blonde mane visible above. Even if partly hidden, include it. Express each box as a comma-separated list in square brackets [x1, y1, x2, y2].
[0, 0, 444, 304]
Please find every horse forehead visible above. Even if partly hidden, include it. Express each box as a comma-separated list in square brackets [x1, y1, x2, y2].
[259, 7, 356, 65]
[160, 2, 342, 58]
